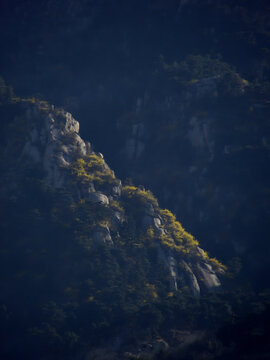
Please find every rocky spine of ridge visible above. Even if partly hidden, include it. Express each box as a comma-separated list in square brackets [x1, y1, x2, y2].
[12, 100, 224, 296]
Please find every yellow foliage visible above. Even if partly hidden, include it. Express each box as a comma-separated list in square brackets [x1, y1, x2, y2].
[123, 185, 138, 194]
[76, 158, 86, 166]
[86, 154, 105, 169]
[159, 234, 175, 248]
[122, 185, 158, 206]
[159, 208, 199, 255]
[70, 155, 115, 186]
[210, 257, 227, 271]
[160, 208, 176, 222]
[199, 248, 209, 259]
[195, 248, 226, 271]
[110, 200, 124, 212]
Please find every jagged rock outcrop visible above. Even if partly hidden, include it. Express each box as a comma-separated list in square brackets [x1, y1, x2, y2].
[196, 262, 221, 291]
[23, 105, 90, 188]
[180, 260, 200, 297]
[5, 100, 224, 296]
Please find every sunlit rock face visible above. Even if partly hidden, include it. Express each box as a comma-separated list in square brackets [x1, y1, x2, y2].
[23, 105, 89, 188]
[2, 100, 224, 296]
[180, 260, 200, 297]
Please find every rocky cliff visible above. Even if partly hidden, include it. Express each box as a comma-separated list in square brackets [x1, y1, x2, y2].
[10, 99, 224, 295]
[1, 1, 269, 290]
[0, 96, 229, 359]
[0, 1, 269, 358]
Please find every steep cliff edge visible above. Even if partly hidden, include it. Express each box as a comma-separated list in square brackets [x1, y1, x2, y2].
[3, 99, 224, 293]
[0, 98, 225, 359]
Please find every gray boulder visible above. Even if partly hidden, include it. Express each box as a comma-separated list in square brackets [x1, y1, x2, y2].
[143, 213, 165, 235]
[196, 262, 221, 291]
[88, 192, 109, 205]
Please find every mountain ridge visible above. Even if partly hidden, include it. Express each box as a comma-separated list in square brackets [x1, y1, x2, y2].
[15, 98, 225, 293]
[0, 95, 227, 358]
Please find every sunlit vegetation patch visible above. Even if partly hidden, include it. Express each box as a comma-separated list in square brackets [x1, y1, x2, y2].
[122, 188, 202, 258]
[158, 209, 199, 255]
[122, 185, 159, 207]
[158, 209, 226, 270]
[198, 248, 227, 271]
[210, 257, 227, 271]
[70, 155, 116, 186]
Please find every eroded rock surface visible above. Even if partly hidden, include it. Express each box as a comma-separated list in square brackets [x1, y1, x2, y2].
[14, 101, 224, 295]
